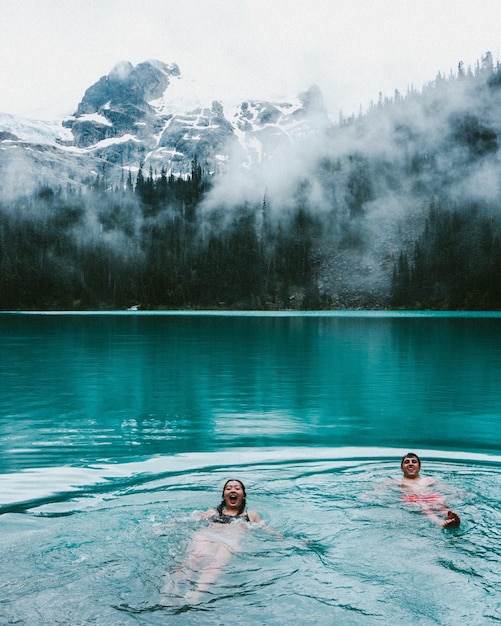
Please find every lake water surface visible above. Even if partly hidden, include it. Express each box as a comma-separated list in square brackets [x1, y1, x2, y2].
[1, 312, 500, 624]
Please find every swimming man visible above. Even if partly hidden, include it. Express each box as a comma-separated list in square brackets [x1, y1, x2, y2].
[397, 452, 460, 528]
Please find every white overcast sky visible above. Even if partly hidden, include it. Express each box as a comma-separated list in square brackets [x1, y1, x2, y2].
[1, 0, 501, 120]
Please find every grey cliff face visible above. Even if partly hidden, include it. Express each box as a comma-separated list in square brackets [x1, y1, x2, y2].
[75, 60, 180, 117]
[152, 100, 239, 176]
[65, 60, 181, 149]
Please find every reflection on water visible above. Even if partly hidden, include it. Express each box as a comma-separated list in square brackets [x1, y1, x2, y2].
[1, 312, 500, 472]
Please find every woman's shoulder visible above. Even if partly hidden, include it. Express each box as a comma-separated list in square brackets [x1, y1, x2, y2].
[197, 508, 218, 520]
[247, 510, 261, 522]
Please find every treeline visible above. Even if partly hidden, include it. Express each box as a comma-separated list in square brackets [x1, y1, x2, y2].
[0, 161, 329, 310]
[391, 200, 501, 309]
[2, 162, 501, 310]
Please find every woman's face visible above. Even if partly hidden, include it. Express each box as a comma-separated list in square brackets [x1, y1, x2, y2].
[223, 480, 245, 510]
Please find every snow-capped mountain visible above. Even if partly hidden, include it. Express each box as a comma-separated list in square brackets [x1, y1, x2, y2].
[0, 59, 330, 192]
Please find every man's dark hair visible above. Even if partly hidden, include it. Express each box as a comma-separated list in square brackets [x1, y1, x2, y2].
[401, 452, 421, 467]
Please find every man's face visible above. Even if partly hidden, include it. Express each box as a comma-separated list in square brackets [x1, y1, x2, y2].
[401, 455, 420, 478]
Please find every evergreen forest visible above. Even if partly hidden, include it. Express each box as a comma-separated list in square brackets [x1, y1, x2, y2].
[0, 162, 327, 310]
[1, 54, 501, 310]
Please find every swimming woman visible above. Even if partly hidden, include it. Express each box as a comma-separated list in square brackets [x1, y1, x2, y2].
[161, 479, 261, 605]
[201, 478, 261, 524]
[397, 453, 460, 528]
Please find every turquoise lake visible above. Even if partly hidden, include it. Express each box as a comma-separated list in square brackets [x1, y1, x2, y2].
[0, 311, 500, 624]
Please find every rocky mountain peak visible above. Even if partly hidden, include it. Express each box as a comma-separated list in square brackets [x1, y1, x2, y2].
[75, 59, 180, 116]
[1, 59, 331, 189]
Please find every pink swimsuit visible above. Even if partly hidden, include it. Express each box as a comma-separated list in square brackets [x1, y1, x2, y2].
[402, 492, 445, 505]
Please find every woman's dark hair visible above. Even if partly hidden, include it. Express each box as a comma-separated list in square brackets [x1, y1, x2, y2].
[401, 452, 421, 467]
[217, 479, 247, 515]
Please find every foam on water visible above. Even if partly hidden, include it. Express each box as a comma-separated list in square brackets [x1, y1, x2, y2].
[1, 446, 500, 512]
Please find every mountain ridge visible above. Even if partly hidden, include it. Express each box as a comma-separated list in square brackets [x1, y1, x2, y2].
[0, 59, 330, 191]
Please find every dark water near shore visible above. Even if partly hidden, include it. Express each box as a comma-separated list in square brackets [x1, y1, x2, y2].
[0, 311, 500, 624]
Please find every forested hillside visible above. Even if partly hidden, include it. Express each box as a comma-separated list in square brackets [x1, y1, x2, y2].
[1, 54, 501, 310]
[0, 161, 326, 310]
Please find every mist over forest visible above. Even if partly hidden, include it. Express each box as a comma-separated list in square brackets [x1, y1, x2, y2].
[1, 53, 501, 310]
